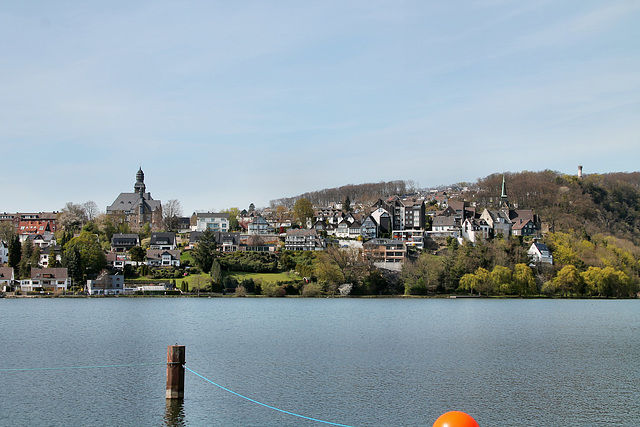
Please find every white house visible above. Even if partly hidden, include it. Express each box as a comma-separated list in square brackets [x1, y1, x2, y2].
[146, 249, 181, 267]
[0, 267, 14, 292]
[461, 218, 491, 243]
[195, 213, 229, 233]
[0, 240, 8, 264]
[149, 232, 177, 250]
[247, 216, 271, 235]
[285, 229, 326, 251]
[22, 268, 70, 292]
[480, 209, 511, 237]
[528, 242, 553, 265]
[87, 273, 125, 295]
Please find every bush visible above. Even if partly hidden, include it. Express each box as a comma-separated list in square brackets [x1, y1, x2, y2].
[261, 281, 286, 297]
[302, 282, 323, 297]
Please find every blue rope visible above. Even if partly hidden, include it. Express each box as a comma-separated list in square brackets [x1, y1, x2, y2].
[186, 367, 356, 427]
[0, 363, 164, 372]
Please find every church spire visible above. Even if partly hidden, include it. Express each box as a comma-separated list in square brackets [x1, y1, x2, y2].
[500, 175, 509, 211]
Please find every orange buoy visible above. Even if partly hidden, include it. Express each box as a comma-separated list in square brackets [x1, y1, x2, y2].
[432, 411, 479, 427]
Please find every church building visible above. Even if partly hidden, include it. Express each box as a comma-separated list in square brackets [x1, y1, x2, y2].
[107, 168, 163, 232]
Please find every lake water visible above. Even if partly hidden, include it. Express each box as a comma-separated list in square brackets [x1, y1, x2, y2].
[1, 298, 638, 426]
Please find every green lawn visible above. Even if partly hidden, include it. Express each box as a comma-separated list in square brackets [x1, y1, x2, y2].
[226, 271, 301, 283]
[163, 271, 302, 292]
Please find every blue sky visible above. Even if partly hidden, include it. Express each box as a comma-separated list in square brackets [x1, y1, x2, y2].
[2, 0, 639, 215]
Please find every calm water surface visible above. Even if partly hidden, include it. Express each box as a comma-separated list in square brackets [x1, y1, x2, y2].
[1, 298, 638, 426]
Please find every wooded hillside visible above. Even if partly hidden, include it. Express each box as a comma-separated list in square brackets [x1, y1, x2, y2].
[467, 170, 640, 243]
[269, 180, 419, 208]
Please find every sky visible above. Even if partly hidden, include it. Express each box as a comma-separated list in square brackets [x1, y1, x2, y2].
[1, 0, 639, 215]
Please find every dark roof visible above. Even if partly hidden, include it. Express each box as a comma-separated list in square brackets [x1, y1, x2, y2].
[150, 232, 176, 245]
[107, 193, 161, 213]
[31, 268, 68, 279]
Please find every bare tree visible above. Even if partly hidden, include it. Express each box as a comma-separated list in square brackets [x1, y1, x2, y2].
[83, 201, 100, 222]
[162, 199, 183, 231]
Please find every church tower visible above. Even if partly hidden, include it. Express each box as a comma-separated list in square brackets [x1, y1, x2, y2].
[499, 175, 510, 212]
[134, 167, 146, 196]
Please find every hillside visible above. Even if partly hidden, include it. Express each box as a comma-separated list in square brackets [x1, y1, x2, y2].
[270, 170, 640, 244]
[269, 180, 419, 208]
[466, 170, 640, 244]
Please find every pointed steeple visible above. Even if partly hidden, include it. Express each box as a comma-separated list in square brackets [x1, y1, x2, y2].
[501, 175, 507, 198]
[500, 175, 509, 212]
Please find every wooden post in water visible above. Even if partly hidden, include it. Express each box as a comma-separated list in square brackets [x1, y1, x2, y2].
[166, 345, 186, 400]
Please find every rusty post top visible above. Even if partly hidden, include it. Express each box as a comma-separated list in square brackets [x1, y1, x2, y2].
[167, 345, 186, 364]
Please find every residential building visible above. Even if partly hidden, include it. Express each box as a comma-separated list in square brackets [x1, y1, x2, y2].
[480, 209, 511, 237]
[17, 220, 55, 241]
[106, 252, 131, 269]
[401, 198, 426, 231]
[360, 215, 378, 240]
[39, 245, 62, 268]
[528, 242, 553, 265]
[284, 229, 326, 251]
[111, 234, 140, 252]
[146, 249, 181, 267]
[335, 221, 350, 238]
[0, 240, 8, 264]
[1, 212, 58, 236]
[0, 267, 14, 292]
[461, 218, 491, 243]
[195, 212, 230, 233]
[217, 232, 241, 252]
[247, 216, 271, 235]
[22, 268, 70, 292]
[363, 238, 407, 264]
[86, 273, 125, 295]
[28, 234, 57, 248]
[149, 232, 177, 250]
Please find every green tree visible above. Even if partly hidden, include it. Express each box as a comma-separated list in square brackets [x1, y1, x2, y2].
[210, 259, 222, 287]
[140, 223, 152, 239]
[248, 203, 255, 212]
[343, 196, 352, 213]
[192, 228, 217, 273]
[63, 232, 107, 279]
[491, 265, 513, 294]
[458, 273, 478, 295]
[553, 265, 584, 296]
[293, 198, 314, 228]
[401, 252, 443, 294]
[8, 235, 21, 269]
[0, 221, 14, 243]
[582, 266, 603, 296]
[474, 267, 494, 295]
[222, 207, 241, 232]
[62, 246, 83, 287]
[513, 263, 537, 295]
[130, 246, 146, 265]
[18, 240, 36, 279]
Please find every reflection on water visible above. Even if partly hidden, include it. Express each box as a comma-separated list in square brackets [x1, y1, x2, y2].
[164, 399, 187, 427]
